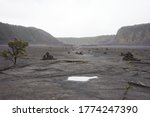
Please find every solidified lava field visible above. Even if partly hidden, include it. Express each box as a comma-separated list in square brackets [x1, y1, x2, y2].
[0, 45, 150, 99]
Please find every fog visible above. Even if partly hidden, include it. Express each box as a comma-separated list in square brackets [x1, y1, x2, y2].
[0, 0, 150, 37]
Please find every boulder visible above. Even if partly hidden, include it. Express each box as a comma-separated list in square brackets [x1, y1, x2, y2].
[42, 52, 55, 60]
[122, 52, 140, 61]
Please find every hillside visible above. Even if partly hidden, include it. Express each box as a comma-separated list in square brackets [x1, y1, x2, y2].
[115, 23, 150, 45]
[2, 22, 150, 46]
[0, 22, 62, 45]
[58, 35, 115, 45]
[58, 23, 150, 46]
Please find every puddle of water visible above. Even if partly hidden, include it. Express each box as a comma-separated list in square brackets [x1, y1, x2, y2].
[68, 76, 98, 82]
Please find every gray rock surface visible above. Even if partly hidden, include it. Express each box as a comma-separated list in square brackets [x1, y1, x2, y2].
[0, 45, 150, 100]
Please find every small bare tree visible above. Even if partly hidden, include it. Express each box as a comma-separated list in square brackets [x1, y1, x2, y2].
[1, 38, 28, 65]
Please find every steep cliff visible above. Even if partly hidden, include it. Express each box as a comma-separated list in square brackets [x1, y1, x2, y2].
[115, 23, 150, 45]
[0, 22, 62, 45]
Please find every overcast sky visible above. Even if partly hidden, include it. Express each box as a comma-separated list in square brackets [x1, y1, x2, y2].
[0, 0, 150, 37]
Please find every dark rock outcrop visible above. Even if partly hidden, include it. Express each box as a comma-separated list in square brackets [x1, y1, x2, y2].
[0, 22, 63, 45]
[75, 51, 83, 55]
[42, 52, 55, 60]
[122, 52, 140, 61]
[115, 23, 150, 45]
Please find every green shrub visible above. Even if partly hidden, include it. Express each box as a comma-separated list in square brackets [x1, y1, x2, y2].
[1, 38, 28, 65]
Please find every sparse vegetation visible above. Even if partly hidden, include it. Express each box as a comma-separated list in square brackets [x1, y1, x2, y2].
[120, 52, 124, 56]
[1, 38, 28, 65]
[122, 83, 132, 100]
